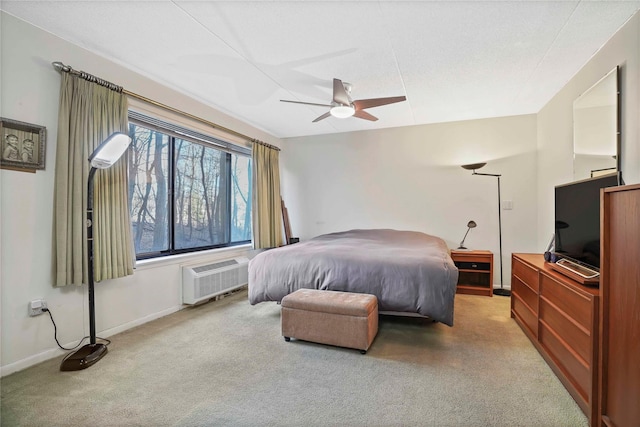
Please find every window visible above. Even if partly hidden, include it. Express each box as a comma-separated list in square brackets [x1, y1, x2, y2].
[128, 112, 252, 259]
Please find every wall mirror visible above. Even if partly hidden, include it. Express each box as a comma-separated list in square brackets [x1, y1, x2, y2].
[573, 66, 620, 181]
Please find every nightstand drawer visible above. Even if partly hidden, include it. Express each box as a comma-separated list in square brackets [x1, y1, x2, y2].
[455, 261, 490, 271]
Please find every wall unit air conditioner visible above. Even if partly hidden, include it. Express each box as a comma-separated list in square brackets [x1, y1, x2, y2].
[182, 257, 249, 304]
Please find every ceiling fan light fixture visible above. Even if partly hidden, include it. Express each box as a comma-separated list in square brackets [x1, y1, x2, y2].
[330, 104, 355, 118]
[281, 77, 406, 122]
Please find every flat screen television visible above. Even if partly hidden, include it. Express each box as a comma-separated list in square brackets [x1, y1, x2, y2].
[553, 173, 619, 270]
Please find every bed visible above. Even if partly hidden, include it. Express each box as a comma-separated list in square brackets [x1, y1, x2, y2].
[248, 229, 459, 326]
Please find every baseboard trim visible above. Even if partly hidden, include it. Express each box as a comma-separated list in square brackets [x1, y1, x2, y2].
[100, 305, 182, 338]
[1, 305, 183, 377]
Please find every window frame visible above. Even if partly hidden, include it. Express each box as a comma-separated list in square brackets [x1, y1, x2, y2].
[128, 111, 252, 260]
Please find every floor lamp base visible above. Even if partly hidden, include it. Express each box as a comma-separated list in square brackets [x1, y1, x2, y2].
[60, 343, 108, 371]
[493, 288, 512, 297]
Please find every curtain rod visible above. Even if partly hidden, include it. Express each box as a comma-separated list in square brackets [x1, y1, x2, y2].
[51, 61, 280, 151]
[251, 139, 281, 152]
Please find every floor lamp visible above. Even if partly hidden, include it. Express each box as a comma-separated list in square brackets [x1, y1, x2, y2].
[60, 132, 133, 371]
[461, 162, 510, 297]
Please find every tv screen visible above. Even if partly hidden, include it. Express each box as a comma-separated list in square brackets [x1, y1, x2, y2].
[554, 173, 619, 269]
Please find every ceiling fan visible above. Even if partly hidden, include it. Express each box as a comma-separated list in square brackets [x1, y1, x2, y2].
[280, 78, 406, 122]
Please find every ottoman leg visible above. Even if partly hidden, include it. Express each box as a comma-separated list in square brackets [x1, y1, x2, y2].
[284, 337, 291, 342]
[360, 349, 367, 355]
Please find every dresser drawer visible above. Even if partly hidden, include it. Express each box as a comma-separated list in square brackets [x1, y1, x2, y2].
[539, 298, 591, 365]
[539, 272, 592, 331]
[512, 276, 538, 315]
[539, 323, 590, 407]
[513, 295, 538, 338]
[513, 257, 539, 292]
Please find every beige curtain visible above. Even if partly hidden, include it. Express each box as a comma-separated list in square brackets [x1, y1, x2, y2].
[55, 73, 135, 286]
[251, 140, 284, 249]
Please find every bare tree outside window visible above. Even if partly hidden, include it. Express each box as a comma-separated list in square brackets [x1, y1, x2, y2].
[128, 120, 251, 258]
[231, 155, 252, 241]
[128, 124, 169, 254]
[174, 139, 227, 249]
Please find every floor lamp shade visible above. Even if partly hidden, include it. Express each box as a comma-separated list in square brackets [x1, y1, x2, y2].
[461, 162, 487, 172]
[60, 132, 132, 371]
[89, 132, 132, 169]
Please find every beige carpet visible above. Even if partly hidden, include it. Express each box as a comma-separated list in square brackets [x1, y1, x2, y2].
[1, 289, 587, 427]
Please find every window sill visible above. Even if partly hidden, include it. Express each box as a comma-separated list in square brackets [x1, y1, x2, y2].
[134, 244, 254, 271]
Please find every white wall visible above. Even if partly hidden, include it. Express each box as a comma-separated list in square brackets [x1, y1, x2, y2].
[0, 12, 281, 375]
[281, 114, 540, 287]
[537, 13, 640, 249]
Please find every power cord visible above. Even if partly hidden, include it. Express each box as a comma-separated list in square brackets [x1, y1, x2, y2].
[42, 307, 111, 351]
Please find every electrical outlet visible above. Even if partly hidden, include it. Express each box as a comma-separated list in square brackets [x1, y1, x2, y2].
[28, 299, 47, 317]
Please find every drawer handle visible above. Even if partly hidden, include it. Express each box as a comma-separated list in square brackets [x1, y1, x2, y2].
[472, 264, 477, 268]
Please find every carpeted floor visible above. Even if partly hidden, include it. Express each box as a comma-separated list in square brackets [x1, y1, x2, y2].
[1, 289, 588, 427]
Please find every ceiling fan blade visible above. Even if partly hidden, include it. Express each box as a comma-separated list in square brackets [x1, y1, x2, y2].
[333, 78, 350, 106]
[281, 99, 332, 108]
[353, 110, 378, 121]
[312, 111, 332, 122]
[353, 96, 406, 110]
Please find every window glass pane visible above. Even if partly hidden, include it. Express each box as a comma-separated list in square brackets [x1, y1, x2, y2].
[128, 123, 170, 254]
[174, 139, 228, 249]
[231, 154, 252, 242]
[128, 112, 253, 259]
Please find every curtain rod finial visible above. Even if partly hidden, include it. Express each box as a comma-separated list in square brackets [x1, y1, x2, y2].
[52, 61, 68, 72]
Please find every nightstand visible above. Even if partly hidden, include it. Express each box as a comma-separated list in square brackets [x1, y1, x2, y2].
[450, 250, 493, 297]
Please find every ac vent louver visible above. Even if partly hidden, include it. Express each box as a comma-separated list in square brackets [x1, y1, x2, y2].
[182, 257, 249, 304]
[193, 259, 238, 274]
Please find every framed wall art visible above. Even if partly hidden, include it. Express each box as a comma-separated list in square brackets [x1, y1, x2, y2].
[1, 117, 47, 171]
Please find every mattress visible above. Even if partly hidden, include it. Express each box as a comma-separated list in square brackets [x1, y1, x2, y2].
[248, 229, 458, 325]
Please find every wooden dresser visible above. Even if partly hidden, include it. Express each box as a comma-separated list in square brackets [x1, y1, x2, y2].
[510, 185, 640, 427]
[511, 253, 600, 424]
[598, 184, 640, 427]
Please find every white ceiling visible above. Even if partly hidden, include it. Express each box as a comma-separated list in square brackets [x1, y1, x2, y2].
[2, 1, 639, 139]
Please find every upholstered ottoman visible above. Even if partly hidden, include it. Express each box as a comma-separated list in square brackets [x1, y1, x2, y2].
[281, 289, 378, 354]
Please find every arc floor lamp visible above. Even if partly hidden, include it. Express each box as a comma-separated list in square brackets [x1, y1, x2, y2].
[461, 162, 510, 297]
[60, 132, 132, 371]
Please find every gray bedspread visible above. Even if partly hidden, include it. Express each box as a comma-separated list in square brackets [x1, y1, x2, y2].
[248, 229, 458, 326]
